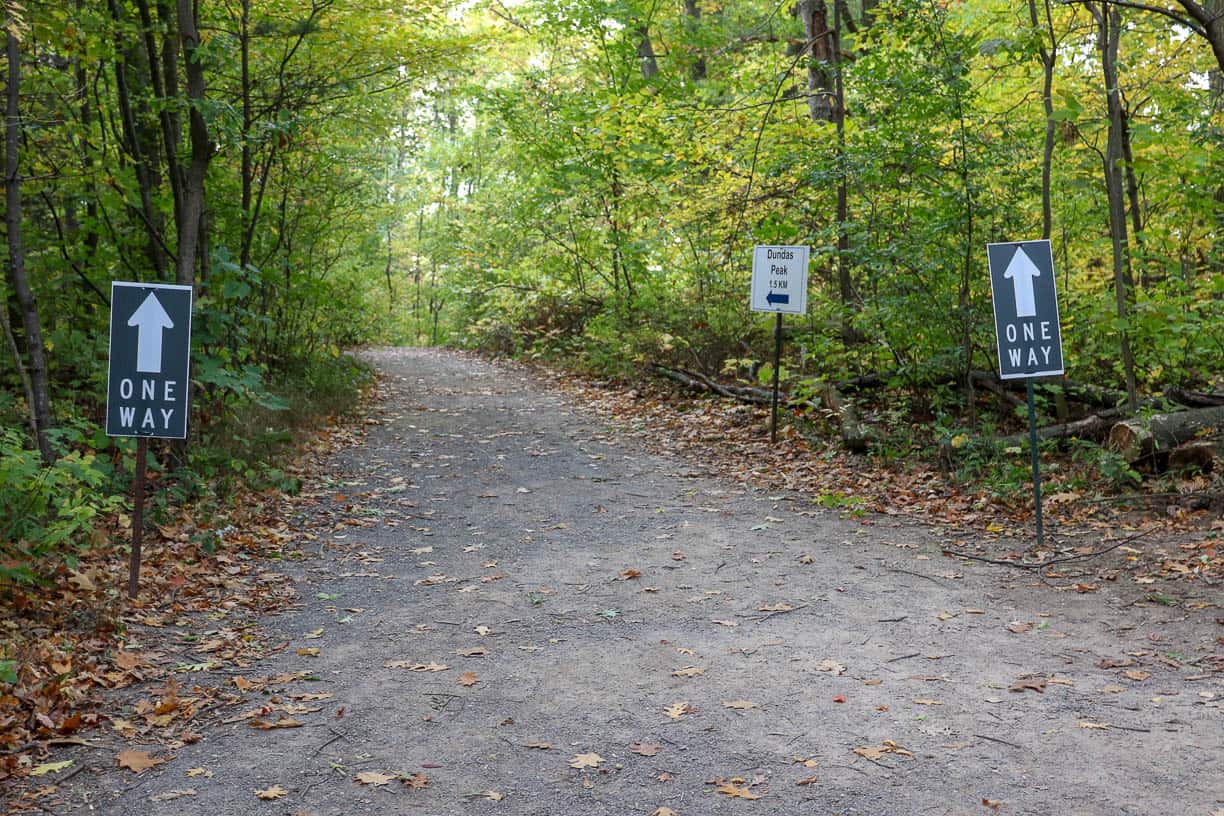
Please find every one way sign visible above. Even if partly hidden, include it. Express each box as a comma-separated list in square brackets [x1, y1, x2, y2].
[106, 281, 193, 438]
[987, 240, 1064, 380]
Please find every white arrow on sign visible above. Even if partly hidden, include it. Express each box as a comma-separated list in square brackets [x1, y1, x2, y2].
[128, 292, 174, 373]
[1003, 246, 1041, 318]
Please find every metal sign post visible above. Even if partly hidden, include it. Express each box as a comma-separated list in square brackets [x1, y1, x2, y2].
[987, 240, 1064, 548]
[107, 281, 194, 598]
[751, 245, 809, 444]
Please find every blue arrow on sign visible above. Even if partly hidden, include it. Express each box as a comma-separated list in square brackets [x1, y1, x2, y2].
[766, 291, 789, 306]
[128, 292, 174, 374]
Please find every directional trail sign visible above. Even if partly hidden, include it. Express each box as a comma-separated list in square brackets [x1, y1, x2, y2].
[751, 245, 809, 314]
[107, 281, 193, 439]
[987, 240, 1064, 380]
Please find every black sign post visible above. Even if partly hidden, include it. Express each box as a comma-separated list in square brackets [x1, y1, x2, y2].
[106, 282, 193, 597]
[987, 240, 1064, 548]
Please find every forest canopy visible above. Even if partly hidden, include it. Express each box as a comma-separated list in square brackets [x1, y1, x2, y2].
[2, 0, 1222, 579]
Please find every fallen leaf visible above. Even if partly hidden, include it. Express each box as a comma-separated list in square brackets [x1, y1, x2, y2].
[630, 743, 661, 756]
[716, 783, 760, 800]
[619, 569, 641, 580]
[1078, 721, 1111, 730]
[672, 666, 705, 678]
[722, 700, 758, 710]
[796, 775, 818, 786]
[651, 808, 678, 816]
[186, 768, 212, 778]
[356, 771, 394, 786]
[1006, 621, 1033, 633]
[254, 785, 288, 800]
[151, 789, 197, 802]
[758, 603, 793, 612]
[384, 661, 448, 671]
[474, 625, 493, 636]
[982, 799, 1002, 810]
[484, 790, 504, 801]
[1008, 676, 1047, 694]
[817, 659, 846, 676]
[663, 702, 691, 720]
[455, 647, 488, 657]
[296, 648, 320, 657]
[1123, 669, 1151, 681]
[569, 752, 603, 769]
[832, 695, 847, 703]
[711, 619, 738, 627]
[117, 750, 172, 774]
[304, 628, 324, 639]
[30, 760, 74, 776]
[457, 671, 480, 687]
[912, 698, 943, 706]
[402, 772, 429, 789]
[525, 742, 551, 750]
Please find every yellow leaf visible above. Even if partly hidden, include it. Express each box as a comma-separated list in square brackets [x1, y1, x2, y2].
[671, 666, 704, 678]
[716, 783, 760, 800]
[663, 702, 690, 720]
[569, 752, 603, 769]
[296, 648, 320, 657]
[356, 771, 394, 786]
[30, 760, 73, 776]
[254, 784, 288, 800]
[1077, 721, 1111, 730]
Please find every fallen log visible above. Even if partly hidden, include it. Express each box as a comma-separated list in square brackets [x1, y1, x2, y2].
[995, 409, 1125, 449]
[1107, 405, 1224, 464]
[650, 363, 872, 452]
[1161, 386, 1224, 409]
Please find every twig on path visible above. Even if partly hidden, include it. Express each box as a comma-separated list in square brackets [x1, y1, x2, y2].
[942, 529, 1153, 571]
[748, 603, 810, 624]
[886, 652, 922, 663]
[312, 727, 349, 756]
[974, 733, 1022, 749]
[1108, 723, 1152, 733]
[885, 568, 948, 585]
[877, 616, 908, 623]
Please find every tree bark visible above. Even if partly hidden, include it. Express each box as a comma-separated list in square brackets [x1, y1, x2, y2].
[797, 0, 835, 123]
[174, 0, 213, 288]
[682, 0, 707, 80]
[4, 19, 54, 463]
[1108, 405, 1224, 463]
[636, 27, 658, 79]
[1095, 3, 1139, 412]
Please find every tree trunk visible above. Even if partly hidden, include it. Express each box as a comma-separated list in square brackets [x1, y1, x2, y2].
[682, 0, 707, 80]
[1096, 3, 1139, 412]
[4, 20, 54, 463]
[1108, 405, 1224, 463]
[174, 0, 213, 288]
[797, 0, 834, 123]
[636, 27, 658, 79]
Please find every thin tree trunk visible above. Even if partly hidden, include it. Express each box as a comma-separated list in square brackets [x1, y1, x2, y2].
[797, 0, 834, 123]
[1096, 3, 1139, 411]
[174, 0, 212, 288]
[832, 0, 855, 344]
[683, 0, 707, 80]
[4, 21, 53, 463]
[636, 27, 658, 79]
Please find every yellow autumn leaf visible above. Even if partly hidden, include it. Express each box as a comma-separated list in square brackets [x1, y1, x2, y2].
[254, 785, 288, 800]
[30, 760, 73, 776]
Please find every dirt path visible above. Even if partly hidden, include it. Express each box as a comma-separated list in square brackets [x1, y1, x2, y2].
[57, 348, 1222, 815]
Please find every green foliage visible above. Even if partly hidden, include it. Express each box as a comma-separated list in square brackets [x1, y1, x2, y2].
[0, 430, 123, 584]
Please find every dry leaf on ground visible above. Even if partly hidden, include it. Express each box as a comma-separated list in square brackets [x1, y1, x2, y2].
[663, 702, 691, 720]
[116, 749, 173, 774]
[569, 752, 603, 769]
[672, 666, 704, 678]
[457, 671, 480, 686]
[254, 785, 288, 800]
[630, 743, 661, 756]
[716, 783, 760, 800]
[356, 771, 394, 786]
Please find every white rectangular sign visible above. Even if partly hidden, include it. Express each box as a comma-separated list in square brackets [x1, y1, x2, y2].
[751, 245, 809, 314]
